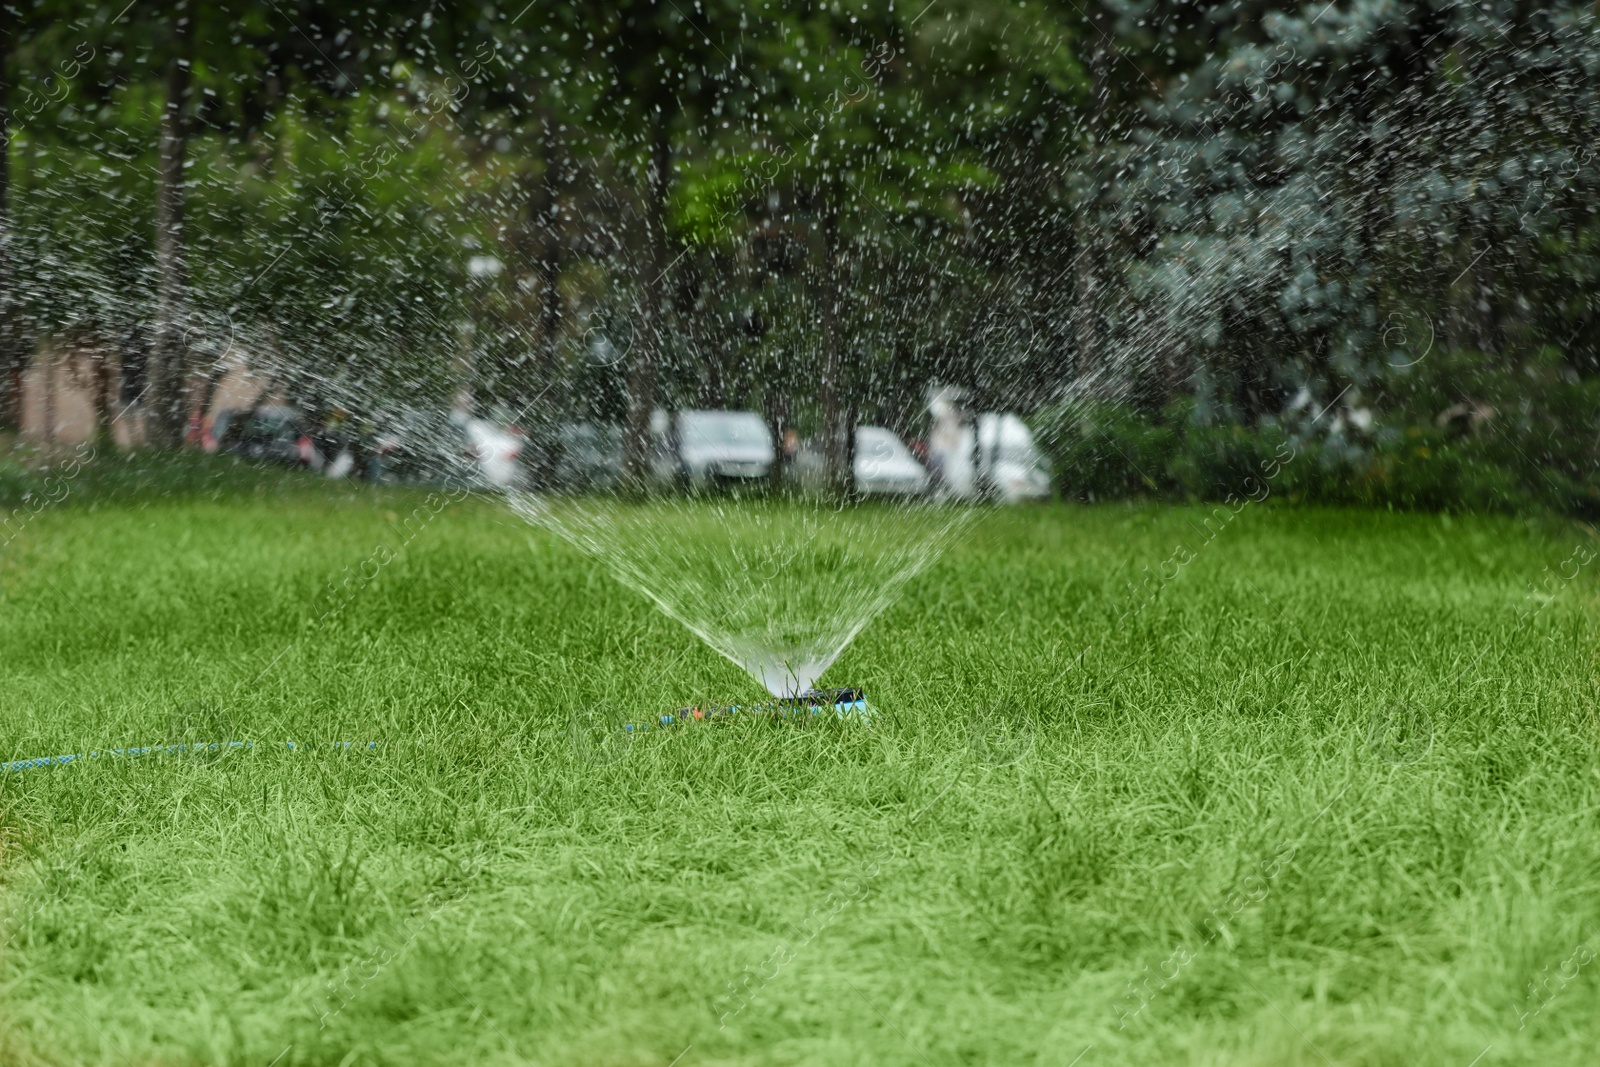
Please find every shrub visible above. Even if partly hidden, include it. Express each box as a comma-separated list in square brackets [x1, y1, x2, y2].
[1029, 346, 1600, 517]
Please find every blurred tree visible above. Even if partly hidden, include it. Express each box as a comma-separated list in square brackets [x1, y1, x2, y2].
[0, 4, 22, 431]
[146, 0, 196, 446]
[573, 0, 745, 487]
[2, 0, 1595, 511]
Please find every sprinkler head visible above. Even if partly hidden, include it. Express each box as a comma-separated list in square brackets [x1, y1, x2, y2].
[790, 687, 863, 705]
[623, 687, 871, 732]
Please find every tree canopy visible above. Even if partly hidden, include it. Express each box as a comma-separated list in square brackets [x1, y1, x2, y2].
[3, 0, 1597, 504]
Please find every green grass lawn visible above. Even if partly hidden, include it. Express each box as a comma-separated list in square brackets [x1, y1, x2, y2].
[3, 469, 1599, 1066]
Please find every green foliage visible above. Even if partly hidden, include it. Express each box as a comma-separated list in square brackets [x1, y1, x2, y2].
[5, 0, 1600, 502]
[0, 444, 319, 507]
[1032, 398, 1178, 501]
[1036, 344, 1600, 516]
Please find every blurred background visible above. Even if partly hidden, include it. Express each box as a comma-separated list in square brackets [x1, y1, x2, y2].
[2, 0, 1597, 512]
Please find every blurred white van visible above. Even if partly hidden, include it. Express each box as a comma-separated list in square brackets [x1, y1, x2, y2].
[792, 425, 932, 497]
[927, 391, 1051, 502]
[650, 409, 775, 487]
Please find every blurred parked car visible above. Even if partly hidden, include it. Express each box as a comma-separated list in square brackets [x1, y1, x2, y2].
[794, 425, 931, 497]
[654, 409, 775, 488]
[854, 426, 931, 496]
[450, 411, 525, 488]
[204, 405, 316, 469]
[354, 421, 424, 483]
[556, 421, 624, 490]
[978, 413, 1051, 501]
[333, 409, 525, 488]
[309, 408, 368, 478]
[928, 390, 1050, 502]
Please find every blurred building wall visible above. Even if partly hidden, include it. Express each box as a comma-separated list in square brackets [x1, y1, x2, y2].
[18, 345, 278, 445]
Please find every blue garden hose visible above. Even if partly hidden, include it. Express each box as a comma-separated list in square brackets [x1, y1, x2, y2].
[3, 688, 873, 774]
[0, 740, 380, 777]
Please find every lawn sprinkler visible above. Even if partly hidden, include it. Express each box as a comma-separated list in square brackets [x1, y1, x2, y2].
[625, 687, 872, 732]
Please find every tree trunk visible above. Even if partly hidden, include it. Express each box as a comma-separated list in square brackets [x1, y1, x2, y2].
[1156, 321, 1188, 415]
[844, 394, 857, 502]
[1468, 219, 1500, 357]
[1072, 226, 1100, 382]
[765, 390, 788, 495]
[1444, 202, 1498, 357]
[815, 194, 852, 501]
[1072, 5, 1112, 382]
[0, 18, 23, 432]
[149, 12, 195, 448]
[195, 361, 228, 430]
[622, 116, 672, 489]
[85, 345, 113, 445]
[533, 112, 565, 488]
[41, 349, 54, 442]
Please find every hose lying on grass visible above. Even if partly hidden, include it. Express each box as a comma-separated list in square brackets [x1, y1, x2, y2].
[1, 690, 872, 775]
[0, 740, 380, 776]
